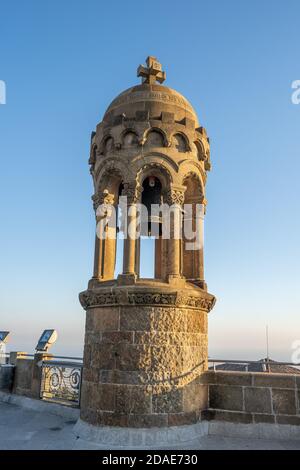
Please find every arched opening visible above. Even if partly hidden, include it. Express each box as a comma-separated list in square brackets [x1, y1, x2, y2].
[89, 145, 97, 166]
[194, 141, 205, 161]
[123, 131, 138, 148]
[144, 130, 165, 147]
[182, 173, 204, 286]
[139, 176, 163, 279]
[103, 136, 114, 155]
[173, 133, 188, 152]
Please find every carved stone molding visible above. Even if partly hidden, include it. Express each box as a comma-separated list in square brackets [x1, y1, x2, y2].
[79, 291, 118, 309]
[176, 293, 215, 312]
[79, 288, 216, 312]
[92, 190, 115, 210]
[94, 160, 124, 183]
[128, 292, 177, 306]
[165, 188, 185, 206]
[121, 182, 142, 204]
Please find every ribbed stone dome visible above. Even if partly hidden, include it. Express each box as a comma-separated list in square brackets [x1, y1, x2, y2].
[103, 83, 199, 126]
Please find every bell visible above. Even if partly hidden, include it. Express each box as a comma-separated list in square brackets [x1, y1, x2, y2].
[141, 176, 163, 236]
[149, 176, 156, 187]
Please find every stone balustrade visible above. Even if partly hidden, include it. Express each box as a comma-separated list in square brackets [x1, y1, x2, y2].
[1, 358, 299, 428]
[201, 370, 300, 426]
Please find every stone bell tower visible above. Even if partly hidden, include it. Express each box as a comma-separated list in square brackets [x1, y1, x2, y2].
[78, 56, 216, 433]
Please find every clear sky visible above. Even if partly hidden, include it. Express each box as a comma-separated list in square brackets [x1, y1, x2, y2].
[0, 0, 299, 360]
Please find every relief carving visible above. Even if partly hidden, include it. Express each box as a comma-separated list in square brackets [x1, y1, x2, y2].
[92, 190, 115, 210]
[80, 289, 215, 312]
[128, 292, 177, 306]
[165, 188, 185, 206]
[79, 291, 118, 309]
[121, 182, 142, 204]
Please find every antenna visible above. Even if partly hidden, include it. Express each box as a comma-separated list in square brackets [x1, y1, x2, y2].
[266, 325, 270, 373]
[266, 325, 269, 359]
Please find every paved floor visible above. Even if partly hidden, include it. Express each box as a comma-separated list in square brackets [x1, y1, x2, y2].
[0, 402, 300, 450]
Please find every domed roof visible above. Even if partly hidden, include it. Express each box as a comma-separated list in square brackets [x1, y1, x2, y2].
[103, 57, 199, 126]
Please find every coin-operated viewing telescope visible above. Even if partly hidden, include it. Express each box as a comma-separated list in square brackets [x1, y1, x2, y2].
[0, 331, 10, 364]
[35, 329, 58, 352]
[0, 331, 10, 343]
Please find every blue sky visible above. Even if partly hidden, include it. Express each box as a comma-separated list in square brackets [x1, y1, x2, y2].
[0, 0, 299, 359]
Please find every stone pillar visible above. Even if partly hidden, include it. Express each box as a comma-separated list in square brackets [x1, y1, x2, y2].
[154, 237, 162, 279]
[165, 188, 185, 282]
[161, 237, 168, 281]
[118, 182, 141, 283]
[168, 210, 181, 278]
[31, 352, 53, 399]
[192, 200, 206, 289]
[9, 351, 27, 365]
[92, 191, 116, 281]
[135, 236, 140, 277]
[92, 234, 102, 279]
[194, 216, 205, 287]
[12, 352, 53, 398]
[0, 365, 14, 392]
[102, 225, 117, 280]
[122, 203, 137, 275]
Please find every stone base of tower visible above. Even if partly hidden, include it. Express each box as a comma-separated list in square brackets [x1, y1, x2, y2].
[73, 419, 209, 447]
[79, 281, 215, 428]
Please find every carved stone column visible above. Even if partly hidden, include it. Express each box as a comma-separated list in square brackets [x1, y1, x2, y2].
[119, 182, 141, 283]
[183, 196, 207, 289]
[135, 237, 141, 278]
[92, 190, 116, 281]
[194, 204, 205, 289]
[154, 237, 162, 279]
[165, 187, 185, 283]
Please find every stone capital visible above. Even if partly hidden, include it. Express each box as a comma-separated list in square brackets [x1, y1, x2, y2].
[164, 186, 186, 206]
[121, 182, 142, 204]
[79, 285, 216, 312]
[92, 189, 115, 210]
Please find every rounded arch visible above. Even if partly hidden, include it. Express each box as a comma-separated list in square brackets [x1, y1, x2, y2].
[143, 127, 168, 147]
[194, 140, 205, 161]
[100, 134, 114, 155]
[136, 162, 173, 192]
[98, 171, 123, 199]
[132, 152, 179, 172]
[121, 129, 139, 148]
[95, 158, 129, 192]
[179, 160, 206, 192]
[182, 171, 204, 202]
[89, 143, 97, 165]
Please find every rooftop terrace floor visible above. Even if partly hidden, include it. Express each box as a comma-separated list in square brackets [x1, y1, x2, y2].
[0, 402, 299, 450]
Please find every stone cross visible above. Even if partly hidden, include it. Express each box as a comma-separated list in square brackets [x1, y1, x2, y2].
[137, 56, 166, 84]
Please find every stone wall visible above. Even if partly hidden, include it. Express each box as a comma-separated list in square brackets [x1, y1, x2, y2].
[12, 358, 34, 397]
[2, 354, 300, 429]
[80, 302, 209, 427]
[0, 365, 14, 392]
[11, 353, 51, 399]
[202, 371, 300, 426]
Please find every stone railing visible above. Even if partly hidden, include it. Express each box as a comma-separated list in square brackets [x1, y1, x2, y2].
[201, 370, 300, 426]
[1, 355, 300, 425]
[0, 352, 83, 407]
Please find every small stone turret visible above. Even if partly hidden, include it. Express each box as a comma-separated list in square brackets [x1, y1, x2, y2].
[79, 56, 215, 430]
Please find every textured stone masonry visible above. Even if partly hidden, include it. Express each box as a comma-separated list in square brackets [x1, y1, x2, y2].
[80, 287, 211, 427]
[202, 371, 300, 426]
